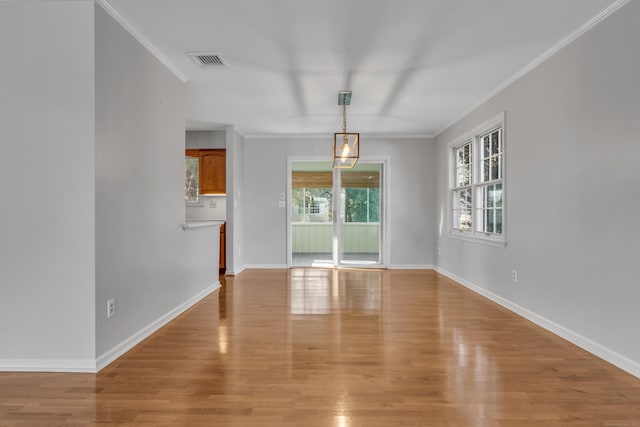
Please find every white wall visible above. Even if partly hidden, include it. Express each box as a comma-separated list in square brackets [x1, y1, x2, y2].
[225, 127, 245, 273]
[95, 5, 218, 360]
[0, 1, 96, 368]
[243, 137, 435, 268]
[185, 195, 227, 221]
[434, 1, 640, 374]
[186, 130, 226, 149]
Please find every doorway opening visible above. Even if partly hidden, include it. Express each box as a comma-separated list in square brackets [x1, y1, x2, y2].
[288, 160, 385, 268]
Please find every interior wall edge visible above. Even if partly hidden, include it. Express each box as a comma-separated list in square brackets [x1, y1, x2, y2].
[387, 265, 435, 270]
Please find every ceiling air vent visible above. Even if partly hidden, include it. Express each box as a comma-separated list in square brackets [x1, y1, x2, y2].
[187, 52, 227, 67]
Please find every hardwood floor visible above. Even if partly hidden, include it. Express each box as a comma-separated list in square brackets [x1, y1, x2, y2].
[1, 269, 639, 426]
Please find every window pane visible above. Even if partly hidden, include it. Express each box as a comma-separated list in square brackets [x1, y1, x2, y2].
[483, 158, 490, 182]
[487, 208, 494, 233]
[457, 166, 470, 186]
[185, 158, 199, 202]
[295, 188, 332, 223]
[292, 188, 305, 222]
[369, 188, 380, 222]
[452, 201, 471, 231]
[496, 209, 503, 234]
[483, 135, 490, 158]
[491, 130, 500, 155]
[345, 188, 367, 222]
[495, 183, 503, 207]
[461, 210, 472, 231]
[486, 185, 494, 208]
[491, 155, 500, 180]
[455, 190, 465, 210]
[453, 209, 471, 230]
[455, 188, 472, 210]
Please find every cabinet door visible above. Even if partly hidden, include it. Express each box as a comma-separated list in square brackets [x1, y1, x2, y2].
[199, 150, 226, 194]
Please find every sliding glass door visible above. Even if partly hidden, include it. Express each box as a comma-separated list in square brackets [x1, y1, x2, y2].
[338, 163, 381, 265]
[290, 161, 383, 267]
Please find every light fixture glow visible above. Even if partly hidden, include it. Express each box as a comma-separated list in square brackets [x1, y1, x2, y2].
[341, 138, 350, 158]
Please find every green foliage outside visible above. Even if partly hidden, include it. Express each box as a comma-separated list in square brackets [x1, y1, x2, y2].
[292, 187, 380, 223]
[344, 188, 379, 223]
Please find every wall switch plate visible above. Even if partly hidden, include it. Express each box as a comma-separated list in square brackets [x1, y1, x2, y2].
[512, 270, 518, 283]
[280, 193, 286, 200]
[107, 298, 116, 318]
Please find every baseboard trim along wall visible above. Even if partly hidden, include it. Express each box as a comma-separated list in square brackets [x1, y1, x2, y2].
[241, 265, 435, 270]
[95, 282, 220, 372]
[0, 358, 97, 373]
[225, 265, 246, 275]
[1, 282, 222, 373]
[434, 267, 640, 379]
[243, 264, 289, 270]
[388, 264, 434, 270]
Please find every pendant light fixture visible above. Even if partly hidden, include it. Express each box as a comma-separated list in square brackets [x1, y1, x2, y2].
[332, 91, 359, 169]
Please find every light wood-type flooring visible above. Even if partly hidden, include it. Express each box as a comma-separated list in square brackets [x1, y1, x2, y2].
[1, 269, 639, 426]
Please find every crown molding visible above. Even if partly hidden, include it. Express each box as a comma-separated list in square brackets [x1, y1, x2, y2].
[244, 133, 433, 140]
[435, 0, 630, 137]
[95, 0, 189, 83]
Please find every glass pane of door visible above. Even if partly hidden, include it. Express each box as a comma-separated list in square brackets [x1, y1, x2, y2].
[291, 161, 334, 267]
[338, 163, 382, 266]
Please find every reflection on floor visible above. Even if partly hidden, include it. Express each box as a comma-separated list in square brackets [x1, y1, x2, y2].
[292, 252, 380, 266]
[1, 269, 639, 426]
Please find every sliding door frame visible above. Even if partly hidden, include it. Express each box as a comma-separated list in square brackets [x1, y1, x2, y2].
[287, 156, 389, 269]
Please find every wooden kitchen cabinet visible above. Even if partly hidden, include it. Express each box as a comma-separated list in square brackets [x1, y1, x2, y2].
[219, 223, 226, 273]
[198, 149, 226, 194]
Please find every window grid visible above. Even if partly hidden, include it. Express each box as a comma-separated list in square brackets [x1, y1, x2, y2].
[449, 116, 504, 243]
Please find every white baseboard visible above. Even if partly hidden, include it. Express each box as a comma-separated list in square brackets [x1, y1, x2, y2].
[239, 264, 435, 270]
[388, 264, 434, 270]
[0, 358, 96, 373]
[225, 264, 246, 275]
[243, 264, 289, 269]
[96, 282, 220, 371]
[434, 266, 640, 379]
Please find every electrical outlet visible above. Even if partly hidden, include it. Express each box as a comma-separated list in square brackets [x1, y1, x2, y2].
[107, 298, 116, 318]
[512, 270, 518, 283]
[437, 246, 441, 256]
[209, 200, 217, 208]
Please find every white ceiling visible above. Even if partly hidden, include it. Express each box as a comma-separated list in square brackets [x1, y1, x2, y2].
[104, 0, 619, 137]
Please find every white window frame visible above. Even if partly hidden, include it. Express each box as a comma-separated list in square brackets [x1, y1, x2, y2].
[447, 112, 506, 247]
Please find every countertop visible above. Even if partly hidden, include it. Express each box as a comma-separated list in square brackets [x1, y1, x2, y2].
[181, 220, 225, 230]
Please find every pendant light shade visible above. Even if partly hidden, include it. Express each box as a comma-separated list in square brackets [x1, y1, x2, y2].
[332, 91, 359, 169]
[332, 132, 359, 168]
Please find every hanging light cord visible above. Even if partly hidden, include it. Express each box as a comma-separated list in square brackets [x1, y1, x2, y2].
[342, 101, 347, 133]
